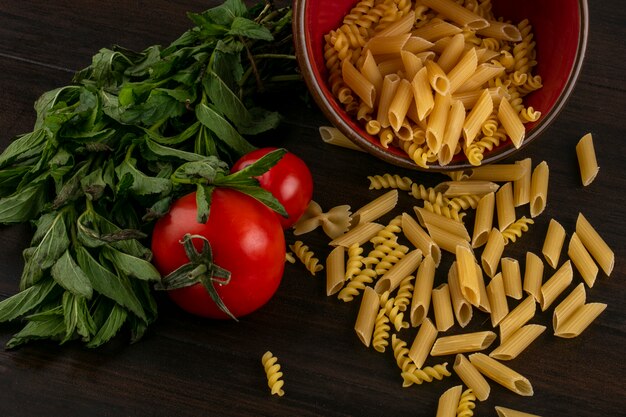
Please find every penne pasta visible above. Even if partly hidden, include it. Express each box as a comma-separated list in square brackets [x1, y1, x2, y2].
[435, 385, 463, 417]
[490, 324, 546, 361]
[523, 252, 544, 302]
[487, 273, 509, 327]
[421, 0, 489, 30]
[434, 180, 499, 197]
[456, 63, 505, 94]
[553, 282, 607, 338]
[401, 212, 442, 266]
[575, 133, 599, 186]
[425, 60, 450, 95]
[411, 67, 435, 121]
[366, 33, 411, 55]
[467, 164, 526, 182]
[448, 262, 473, 327]
[541, 219, 566, 269]
[495, 406, 542, 417]
[376, 74, 401, 128]
[552, 282, 585, 332]
[481, 228, 505, 278]
[452, 87, 508, 109]
[575, 212, 614, 276]
[498, 97, 526, 148]
[375, 249, 423, 294]
[360, 50, 384, 100]
[388, 79, 414, 131]
[529, 161, 549, 218]
[568, 232, 599, 287]
[477, 21, 522, 42]
[431, 331, 497, 356]
[412, 19, 463, 42]
[329, 222, 385, 248]
[408, 318, 438, 369]
[342, 59, 376, 108]
[400, 50, 424, 81]
[513, 158, 532, 207]
[539, 261, 573, 311]
[374, 11, 415, 37]
[455, 245, 481, 307]
[318, 126, 365, 152]
[462, 88, 493, 146]
[501, 257, 523, 300]
[453, 354, 491, 401]
[377, 57, 404, 77]
[325, 246, 346, 296]
[474, 262, 491, 313]
[472, 192, 495, 248]
[404, 36, 435, 54]
[415, 206, 471, 241]
[439, 99, 465, 166]
[352, 189, 399, 225]
[496, 182, 516, 232]
[469, 353, 533, 396]
[499, 295, 536, 343]
[437, 33, 465, 73]
[426, 93, 451, 153]
[447, 48, 478, 94]
[432, 284, 455, 331]
[427, 224, 472, 254]
[410, 255, 436, 326]
[354, 286, 380, 347]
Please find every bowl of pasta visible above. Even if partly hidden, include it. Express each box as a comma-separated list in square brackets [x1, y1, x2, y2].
[293, 0, 588, 170]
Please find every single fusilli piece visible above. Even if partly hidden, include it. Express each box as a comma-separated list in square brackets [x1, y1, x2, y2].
[391, 334, 451, 387]
[372, 307, 391, 353]
[456, 388, 477, 417]
[444, 194, 482, 211]
[261, 351, 285, 397]
[345, 243, 364, 281]
[368, 174, 413, 191]
[285, 252, 296, 264]
[289, 241, 323, 276]
[370, 215, 403, 247]
[409, 183, 445, 206]
[502, 217, 534, 245]
[337, 267, 376, 302]
[374, 243, 409, 276]
[381, 291, 409, 331]
[423, 201, 466, 223]
[393, 275, 415, 312]
[519, 106, 541, 123]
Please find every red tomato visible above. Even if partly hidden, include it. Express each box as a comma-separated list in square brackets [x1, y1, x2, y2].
[231, 147, 313, 229]
[151, 188, 285, 319]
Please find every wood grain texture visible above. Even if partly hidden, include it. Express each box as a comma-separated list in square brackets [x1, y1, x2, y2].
[0, 1, 624, 416]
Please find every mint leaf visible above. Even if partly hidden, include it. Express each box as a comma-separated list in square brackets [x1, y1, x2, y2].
[51, 250, 94, 299]
[196, 184, 214, 223]
[101, 246, 161, 282]
[0, 184, 46, 224]
[6, 314, 66, 349]
[86, 302, 128, 348]
[195, 102, 255, 158]
[228, 17, 273, 41]
[0, 279, 57, 323]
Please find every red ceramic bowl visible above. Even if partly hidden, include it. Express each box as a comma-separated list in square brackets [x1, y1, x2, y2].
[293, 0, 588, 171]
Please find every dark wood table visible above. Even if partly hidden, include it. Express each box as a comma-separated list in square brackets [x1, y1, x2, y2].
[0, 1, 624, 416]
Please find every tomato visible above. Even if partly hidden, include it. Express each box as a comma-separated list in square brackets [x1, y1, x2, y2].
[151, 188, 285, 319]
[231, 147, 313, 229]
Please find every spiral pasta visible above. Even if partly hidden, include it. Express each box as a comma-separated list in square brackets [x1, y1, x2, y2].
[393, 275, 415, 312]
[261, 351, 285, 397]
[368, 174, 414, 191]
[381, 291, 409, 331]
[456, 388, 477, 417]
[391, 335, 451, 387]
[445, 194, 482, 211]
[502, 216, 534, 245]
[345, 243, 364, 281]
[374, 243, 409, 276]
[423, 201, 466, 223]
[337, 267, 377, 302]
[409, 183, 445, 206]
[372, 307, 391, 353]
[289, 241, 323, 276]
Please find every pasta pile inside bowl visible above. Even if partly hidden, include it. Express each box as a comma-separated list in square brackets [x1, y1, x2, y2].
[293, 0, 588, 171]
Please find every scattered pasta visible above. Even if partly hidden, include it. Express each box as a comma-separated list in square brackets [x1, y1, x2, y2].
[261, 351, 285, 397]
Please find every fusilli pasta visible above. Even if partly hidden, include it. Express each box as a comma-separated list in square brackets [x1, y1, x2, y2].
[261, 351, 285, 396]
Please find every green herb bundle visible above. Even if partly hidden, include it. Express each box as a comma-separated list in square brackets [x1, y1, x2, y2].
[0, 0, 299, 348]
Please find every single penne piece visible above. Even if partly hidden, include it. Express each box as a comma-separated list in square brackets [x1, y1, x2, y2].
[437, 33, 465, 73]
[529, 161, 549, 218]
[342, 59, 376, 108]
[388, 79, 414, 131]
[411, 67, 435, 121]
[513, 158, 532, 207]
[352, 189, 399, 225]
[410, 255, 436, 326]
[495, 406, 542, 417]
[474, 262, 491, 313]
[576, 212, 614, 276]
[404, 36, 435, 54]
[496, 182, 516, 232]
[434, 180, 499, 197]
[575, 133, 599, 186]
[487, 273, 509, 327]
[439, 99, 465, 166]
[365, 33, 411, 55]
[375, 249, 423, 294]
[374, 10, 415, 37]
[539, 260, 573, 311]
[415, 206, 471, 241]
[431, 331, 497, 356]
[448, 262, 473, 327]
[421, 0, 489, 30]
[462, 88, 493, 146]
[453, 86, 508, 109]
[360, 50, 384, 100]
[501, 257, 523, 300]
[477, 20, 522, 41]
[472, 192, 495, 248]
[552, 282, 586, 332]
[319, 125, 366, 152]
[453, 354, 491, 402]
[498, 97, 525, 148]
[568, 232, 599, 287]
[481, 228, 505, 278]
[425, 60, 450, 95]
[456, 63, 505, 94]
[377, 57, 404, 77]
[401, 50, 424, 81]
[329, 222, 385, 247]
[466, 164, 526, 182]
[476, 48, 502, 64]
[455, 245, 481, 307]
[408, 317, 438, 369]
[523, 252, 544, 302]
[325, 245, 346, 296]
[428, 224, 472, 254]
[555, 302, 607, 339]
[490, 324, 546, 361]
[499, 295, 536, 343]
[435, 385, 463, 417]
[426, 93, 451, 153]
[412, 19, 463, 42]
[401, 212, 442, 266]
[469, 353, 533, 396]
[432, 284, 455, 332]
[376, 74, 401, 128]
[430, 36, 451, 55]
[354, 286, 381, 347]
[542, 219, 566, 269]
[447, 48, 478, 94]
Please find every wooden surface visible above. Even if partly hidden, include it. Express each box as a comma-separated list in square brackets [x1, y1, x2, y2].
[0, 1, 624, 416]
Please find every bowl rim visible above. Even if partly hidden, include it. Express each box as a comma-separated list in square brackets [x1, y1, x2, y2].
[293, 0, 590, 172]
